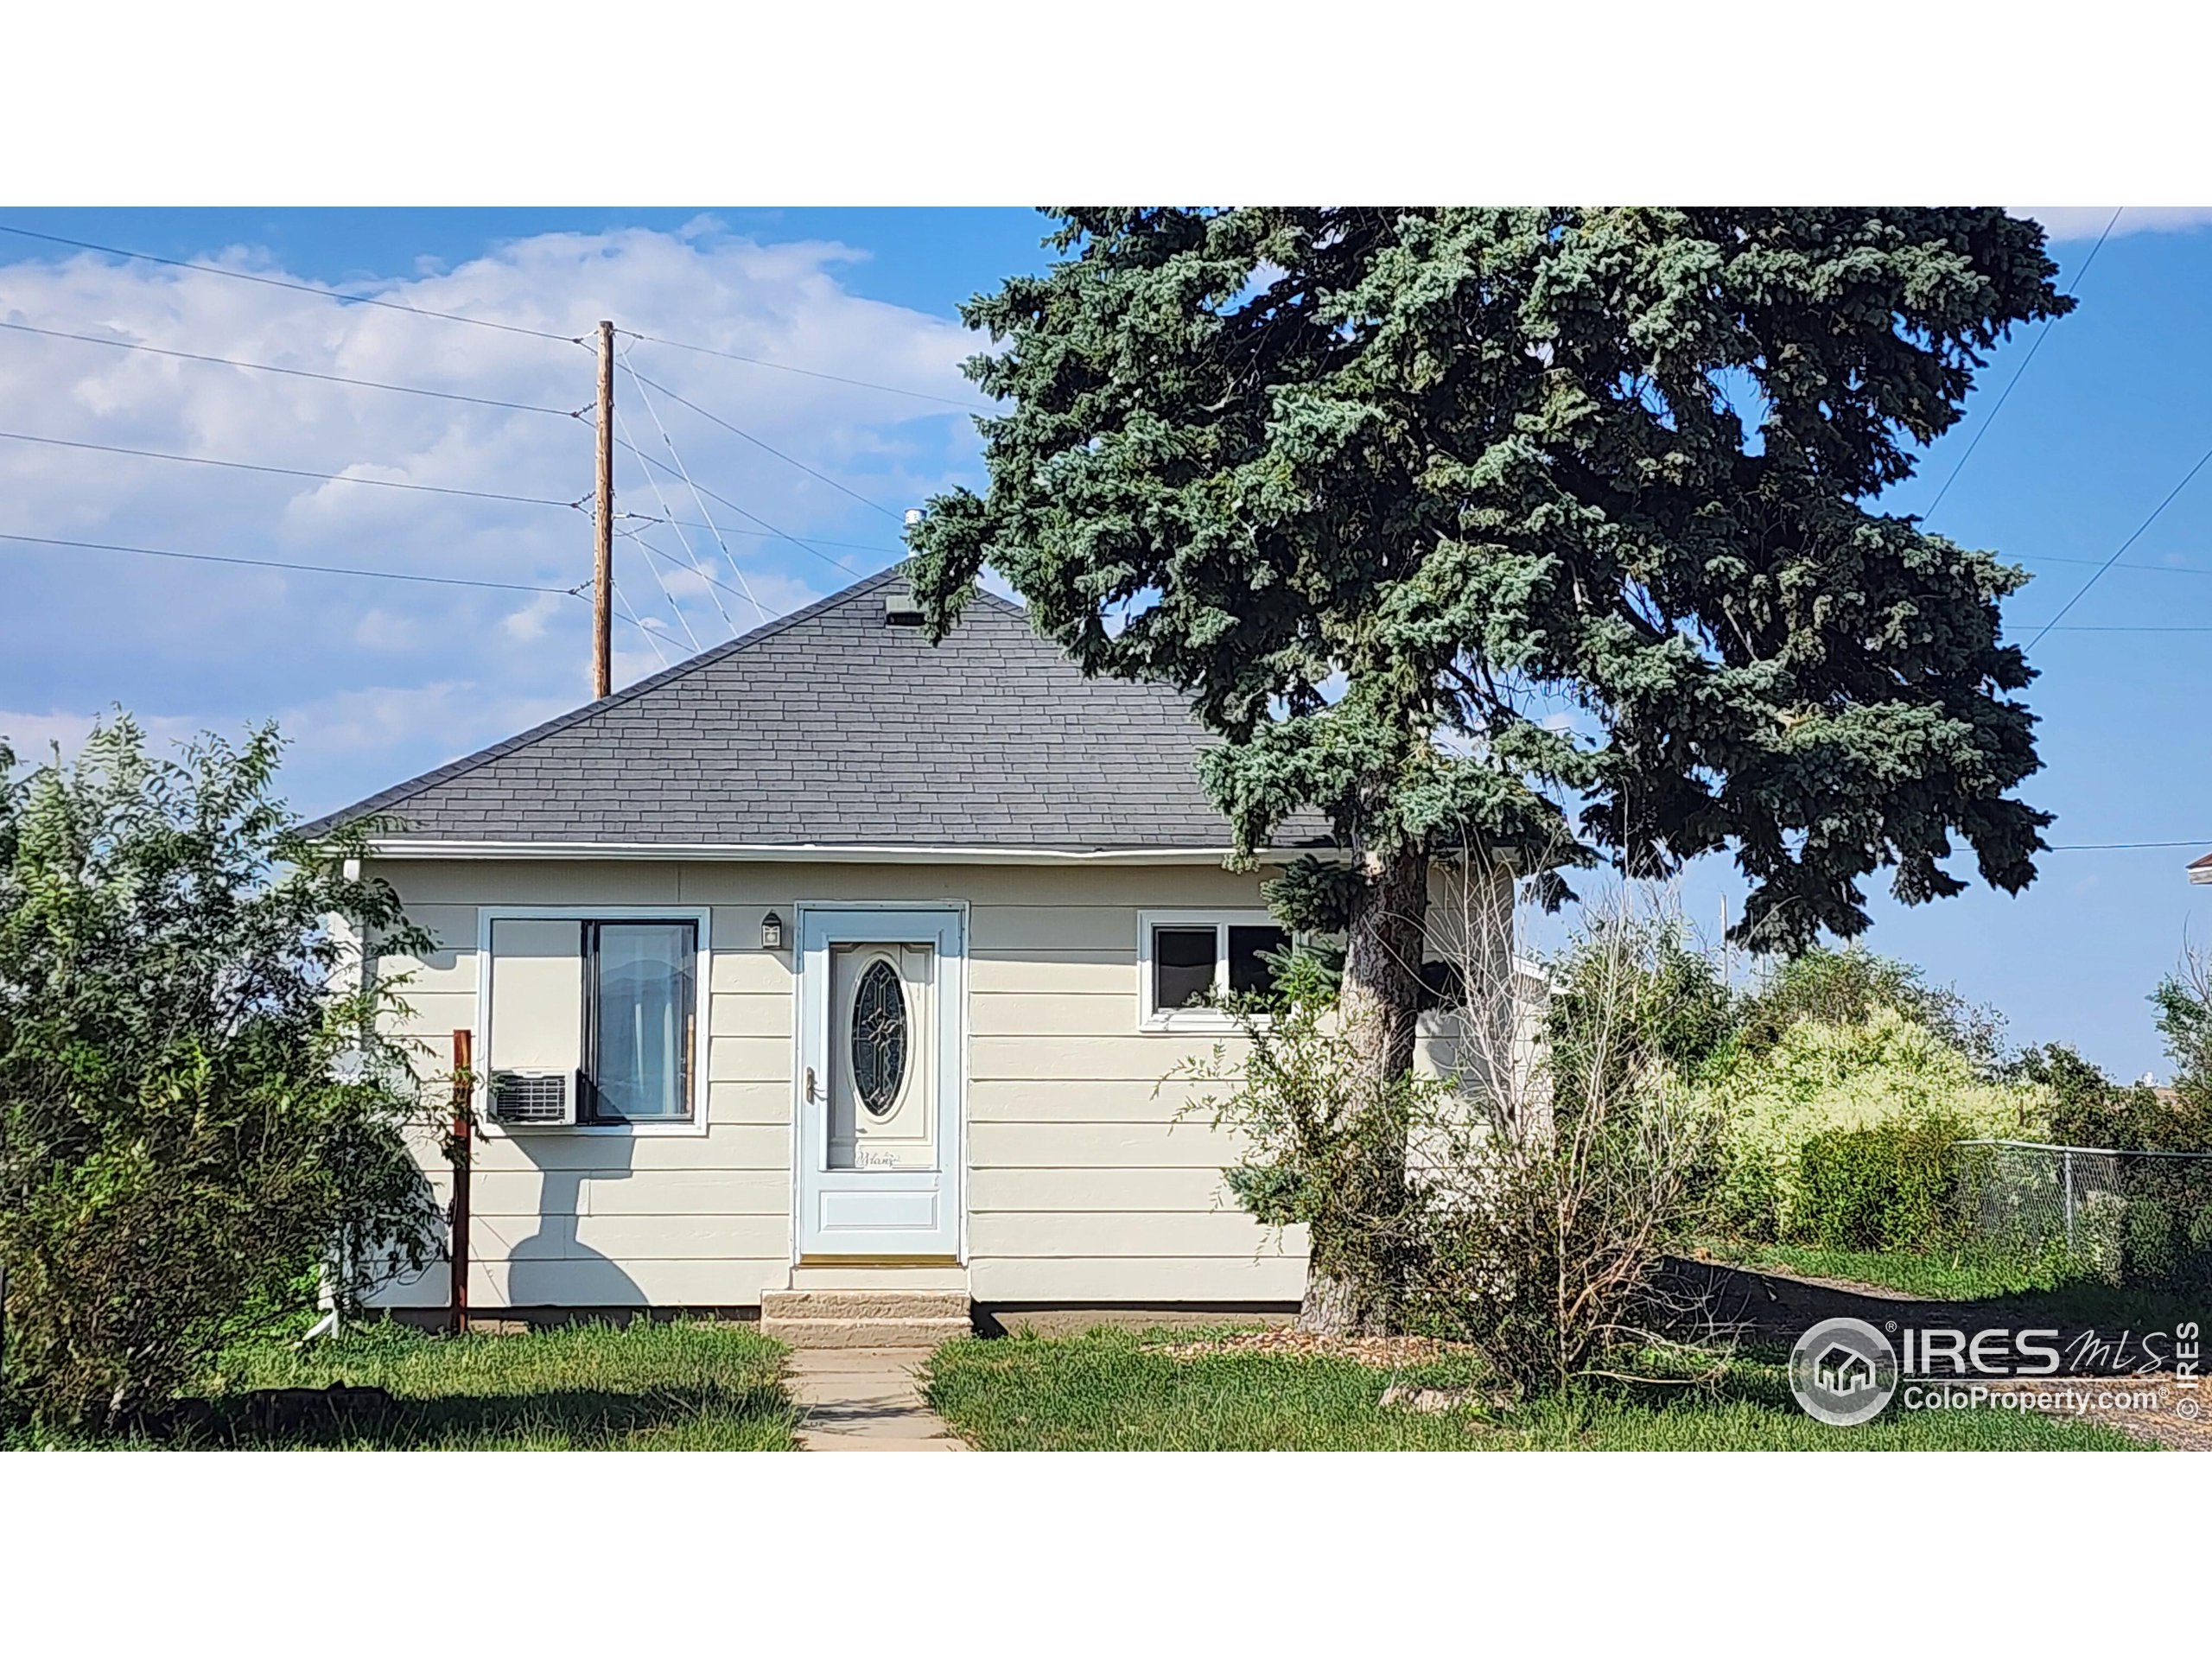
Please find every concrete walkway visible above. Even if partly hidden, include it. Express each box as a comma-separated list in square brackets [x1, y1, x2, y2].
[788, 1349, 969, 1452]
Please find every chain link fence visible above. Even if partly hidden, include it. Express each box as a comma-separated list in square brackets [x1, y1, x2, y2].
[1955, 1139, 2212, 1290]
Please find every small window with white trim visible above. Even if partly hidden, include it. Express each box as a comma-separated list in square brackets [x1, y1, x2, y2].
[481, 910, 706, 1128]
[1138, 910, 1290, 1030]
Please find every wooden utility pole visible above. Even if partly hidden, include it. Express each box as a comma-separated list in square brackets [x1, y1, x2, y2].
[593, 319, 615, 699]
[448, 1027, 474, 1337]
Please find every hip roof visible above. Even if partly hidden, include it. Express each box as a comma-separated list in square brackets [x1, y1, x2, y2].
[303, 566, 1335, 855]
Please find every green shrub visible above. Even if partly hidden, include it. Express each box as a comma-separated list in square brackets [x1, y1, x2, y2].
[2012, 1041, 2212, 1153]
[2113, 1161, 2212, 1294]
[2122, 1197, 2177, 1287]
[1731, 945, 2005, 1073]
[1788, 1115, 1969, 1252]
[1699, 1008, 2046, 1242]
[0, 718, 444, 1430]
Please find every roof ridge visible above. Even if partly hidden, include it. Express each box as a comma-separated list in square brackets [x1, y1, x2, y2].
[301, 563, 911, 836]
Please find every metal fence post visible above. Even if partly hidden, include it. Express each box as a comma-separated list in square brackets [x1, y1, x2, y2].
[2063, 1148, 2076, 1253]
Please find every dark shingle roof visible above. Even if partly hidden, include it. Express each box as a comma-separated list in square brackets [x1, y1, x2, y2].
[306, 567, 1332, 852]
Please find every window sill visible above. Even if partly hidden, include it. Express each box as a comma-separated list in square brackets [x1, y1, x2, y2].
[479, 1119, 709, 1139]
[1138, 1011, 1273, 1035]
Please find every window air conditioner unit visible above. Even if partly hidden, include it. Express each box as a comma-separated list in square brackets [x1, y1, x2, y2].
[487, 1068, 580, 1128]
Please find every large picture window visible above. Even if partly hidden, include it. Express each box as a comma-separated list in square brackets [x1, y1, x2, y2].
[480, 910, 706, 1129]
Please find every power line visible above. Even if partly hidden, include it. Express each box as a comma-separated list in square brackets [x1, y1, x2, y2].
[0, 428, 580, 509]
[0, 222, 586, 346]
[612, 402, 740, 645]
[2018, 551, 2212, 579]
[2024, 439, 2212, 649]
[619, 353, 769, 626]
[2045, 838, 2210, 851]
[621, 526, 777, 622]
[0, 319, 581, 417]
[0, 529, 582, 596]
[623, 368, 902, 520]
[613, 435, 868, 578]
[1923, 208, 2124, 519]
[619, 328, 996, 414]
[9, 316, 911, 567]
[610, 580, 674, 670]
[620, 513, 897, 558]
[0, 220, 992, 411]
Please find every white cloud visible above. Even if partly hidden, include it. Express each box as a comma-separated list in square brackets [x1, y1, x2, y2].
[499, 591, 566, 644]
[273, 682, 571, 760]
[3, 682, 572, 782]
[0, 221, 987, 817]
[2012, 207, 2212, 241]
[353, 607, 416, 651]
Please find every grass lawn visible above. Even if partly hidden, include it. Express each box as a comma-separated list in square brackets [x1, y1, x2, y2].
[922, 1327, 2145, 1452]
[10, 1319, 800, 1450]
[1698, 1236, 2088, 1300]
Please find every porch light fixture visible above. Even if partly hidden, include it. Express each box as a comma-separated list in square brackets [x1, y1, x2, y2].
[760, 912, 784, 950]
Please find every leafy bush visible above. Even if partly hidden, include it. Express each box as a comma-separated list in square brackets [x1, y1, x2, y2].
[1190, 890, 1723, 1393]
[2114, 1161, 2212, 1294]
[1414, 899, 1725, 1395]
[2010, 1041, 2212, 1153]
[1179, 950, 1431, 1332]
[1542, 922, 1737, 1090]
[1731, 945, 2005, 1073]
[1700, 1007, 2046, 1242]
[1788, 1113, 1972, 1252]
[0, 717, 444, 1430]
[2122, 1197, 2179, 1287]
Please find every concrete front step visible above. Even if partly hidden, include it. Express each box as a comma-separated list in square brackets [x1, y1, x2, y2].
[767, 1317, 971, 1350]
[763, 1289, 969, 1322]
[761, 1289, 972, 1350]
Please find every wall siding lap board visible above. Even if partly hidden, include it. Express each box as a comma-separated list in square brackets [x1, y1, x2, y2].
[312, 568, 1479, 1333]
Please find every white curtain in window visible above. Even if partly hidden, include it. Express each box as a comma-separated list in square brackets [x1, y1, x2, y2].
[594, 923, 691, 1118]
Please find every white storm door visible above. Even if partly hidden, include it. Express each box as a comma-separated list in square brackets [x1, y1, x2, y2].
[796, 907, 964, 1259]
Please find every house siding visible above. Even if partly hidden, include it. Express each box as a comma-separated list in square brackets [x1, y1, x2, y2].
[365, 857, 1320, 1312]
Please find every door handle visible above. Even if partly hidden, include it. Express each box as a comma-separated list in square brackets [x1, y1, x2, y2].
[805, 1065, 818, 1103]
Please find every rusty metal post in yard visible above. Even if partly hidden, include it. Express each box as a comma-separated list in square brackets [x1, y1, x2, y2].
[592, 318, 615, 701]
[449, 1027, 474, 1336]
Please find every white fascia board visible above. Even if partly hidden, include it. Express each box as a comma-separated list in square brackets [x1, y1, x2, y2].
[361, 838, 1328, 867]
[2191, 862, 2212, 887]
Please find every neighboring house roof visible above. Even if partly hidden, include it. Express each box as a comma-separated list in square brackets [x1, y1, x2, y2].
[2191, 851, 2212, 886]
[305, 567, 1334, 856]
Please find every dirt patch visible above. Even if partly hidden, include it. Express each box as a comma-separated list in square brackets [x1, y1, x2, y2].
[2016, 1376, 2212, 1451]
[1147, 1328, 1470, 1369]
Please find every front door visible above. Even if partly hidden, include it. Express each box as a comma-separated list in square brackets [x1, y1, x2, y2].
[796, 907, 964, 1259]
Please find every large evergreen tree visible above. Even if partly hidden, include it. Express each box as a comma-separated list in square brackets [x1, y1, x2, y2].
[908, 207, 2069, 1332]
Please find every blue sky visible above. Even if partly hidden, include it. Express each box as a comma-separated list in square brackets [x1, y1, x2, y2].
[3, 206, 2209, 1078]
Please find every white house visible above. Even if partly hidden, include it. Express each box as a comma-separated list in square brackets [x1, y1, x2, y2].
[313, 567, 1498, 1344]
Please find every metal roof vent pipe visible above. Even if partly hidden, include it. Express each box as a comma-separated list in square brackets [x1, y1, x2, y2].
[889, 512, 927, 623]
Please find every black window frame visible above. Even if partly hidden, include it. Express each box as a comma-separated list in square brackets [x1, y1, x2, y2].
[1145, 915, 1294, 1024]
[1151, 925, 1222, 1013]
[1226, 923, 1290, 999]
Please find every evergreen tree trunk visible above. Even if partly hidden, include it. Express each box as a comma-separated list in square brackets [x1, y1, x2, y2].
[1300, 844, 1428, 1336]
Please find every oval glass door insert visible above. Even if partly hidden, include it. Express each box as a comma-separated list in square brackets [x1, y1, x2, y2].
[851, 957, 907, 1116]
